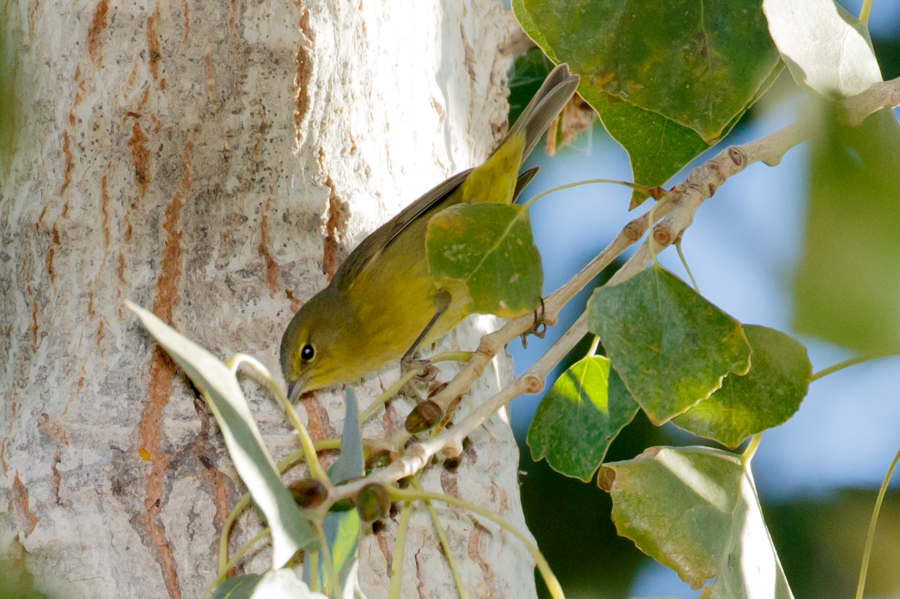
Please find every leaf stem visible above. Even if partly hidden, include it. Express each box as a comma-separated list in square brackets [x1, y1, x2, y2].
[388, 487, 565, 599]
[675, 237, 700, 293]
[647, 199, 662, 268]
[389, 500, 413, 599]
[587, 335, 600, 357]
[810, 353, 897, 383]
[859, 0, 873, 23]
[522, 178, 653, 209]
[856, 445, 900, 599]
[359, 367, 423, 422]
[227, 353, 330, 484]
[411, 479, 469, 599]
[742, 432, 762, 467]
[217, 438, 342, 575]
[314, 521, 341, 599]
[203, 528, 270, 599]
[309, 549, 320, 592]
[428, 351, 474, 364]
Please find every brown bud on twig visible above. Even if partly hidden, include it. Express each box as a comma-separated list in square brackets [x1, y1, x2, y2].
[356, 484, 392, 523]
[288, 478, 328, 509]
[365, 449, 395, 472]
[405, 400, 443, 434]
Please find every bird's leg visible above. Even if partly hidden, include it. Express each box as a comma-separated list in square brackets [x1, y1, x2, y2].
[400, 290, 451, 386]
[520, 296, 548, 349]
[401, 289, 451, 363]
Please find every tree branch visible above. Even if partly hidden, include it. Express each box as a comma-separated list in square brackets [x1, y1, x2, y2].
[327, 74, 900, 505]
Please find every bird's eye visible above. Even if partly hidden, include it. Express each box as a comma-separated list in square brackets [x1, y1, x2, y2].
[300, 343, 315, 361]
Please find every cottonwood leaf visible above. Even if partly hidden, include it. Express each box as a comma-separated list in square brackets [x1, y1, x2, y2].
[426, 203, 542, 317]
[127, 302, 316, 569]
[514, 0, 781, 203]
[674, 325, 811, 448]
[795, 102, 900, 354]
[587, 267, 751, 424]
[528, 356, 639, 481]
[763, 0, 882, 96]
[765, 2, 900, 353]
[599, 446, 794, 598]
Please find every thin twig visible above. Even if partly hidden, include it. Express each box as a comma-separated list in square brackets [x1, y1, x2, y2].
[325, 72, 900, 529]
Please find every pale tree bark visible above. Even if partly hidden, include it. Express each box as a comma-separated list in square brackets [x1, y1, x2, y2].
[0, 1, 538, 598]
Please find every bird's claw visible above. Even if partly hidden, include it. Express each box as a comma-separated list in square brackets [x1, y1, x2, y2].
[520, 297, 548, 349]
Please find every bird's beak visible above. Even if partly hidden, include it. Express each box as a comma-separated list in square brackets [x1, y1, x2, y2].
[287, 379, 304, 403]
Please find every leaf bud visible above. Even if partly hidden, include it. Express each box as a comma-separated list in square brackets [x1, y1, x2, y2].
[288, 478, 328, 509]
[356, 484, 391, 523]
[365, 450, 395, 472]
[405, 400, 443, 434]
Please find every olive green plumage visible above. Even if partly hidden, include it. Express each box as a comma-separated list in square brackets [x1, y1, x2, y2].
[281, 64, 579, 397]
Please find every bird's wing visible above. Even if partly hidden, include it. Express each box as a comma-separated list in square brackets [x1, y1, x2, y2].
[335, 168, 473, 293]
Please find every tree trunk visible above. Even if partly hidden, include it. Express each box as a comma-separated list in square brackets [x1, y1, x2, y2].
[0, 1, 537, 598]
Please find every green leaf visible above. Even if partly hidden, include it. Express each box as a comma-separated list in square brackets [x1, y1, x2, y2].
[126, 302, 317, 568]
[765, 2, 900, 353]
[763, 0, 882, 96]
[521, 0, 780, 142]
[527, 356, 639, 481]
[794, 103, 900, 354]
[599, 446, 794, 597]
[673, 326, 811, 448]
[426, 203, 542, 317]
[250, 570, 328, 599]
[330, 511, 361, 582]
[212, 575, 263, 599]
[587, 267, 751, 425]
[589, 92, 711, 204]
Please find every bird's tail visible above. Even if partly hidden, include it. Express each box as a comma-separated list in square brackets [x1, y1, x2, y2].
[458, 64, 580, 205]
[503, 63, 580, 160]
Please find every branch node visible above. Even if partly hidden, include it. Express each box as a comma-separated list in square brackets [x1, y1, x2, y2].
[623, 220, 644, 242]
[652, 225, 674, 248]
[522, 373, 544, 395]
[441, 443, 462, 460]
[476, 335, 500, 360]
[727, 146, 746, 166]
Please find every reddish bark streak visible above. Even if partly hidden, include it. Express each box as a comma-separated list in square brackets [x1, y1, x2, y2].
[30, 295, 38, 349]
[182, 2, 190, 43]
[139, 141, 192, 599]
[36, 205, 48, 232]
[46, 225, 59, 283]
[101, 172, 110, 250]
[285, 290, 302, 313]
[147, 6, 163, 88]
[129, 121, 150, 197]
[59, 131, 73, 195]
[52, 449, 61, 503]
[13, 474, 39, 535]
[195, 407, 231, 565]
[204, 52, 217, 107]
[293, 8, 313, 150]
[87, 0, 110, 64]
[322, 177, 346, 281]
[259, 197, 279, 296]
[116, 253, 127, 287]
[68, 66, 86, 127]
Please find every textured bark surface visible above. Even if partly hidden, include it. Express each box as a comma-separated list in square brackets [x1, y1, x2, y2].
[0, 1, 536, 598]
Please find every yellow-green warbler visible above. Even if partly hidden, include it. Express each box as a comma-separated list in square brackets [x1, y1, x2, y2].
[281, 64, 579, 399]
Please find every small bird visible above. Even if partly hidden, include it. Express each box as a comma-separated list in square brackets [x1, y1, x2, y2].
[281, 64, 580, 399]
